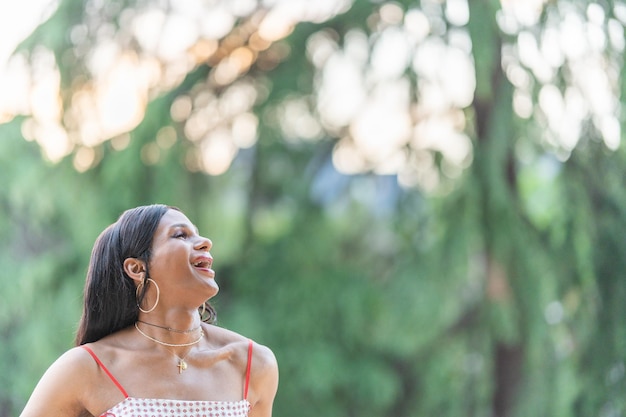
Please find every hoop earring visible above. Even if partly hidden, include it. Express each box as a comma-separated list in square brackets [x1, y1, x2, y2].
[136, 278, 160, 313]
[199, 302, 206, 318]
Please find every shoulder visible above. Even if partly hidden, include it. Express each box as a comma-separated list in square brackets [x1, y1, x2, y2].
[19, 346, 100, 417]
[202, 324, 278, 375]
[42, 345, 98, 383]
[206, 327, 280, 413]
[42, 345, 107, 394]
[249, 340, 278, 377]
[246, 340, 278, 415]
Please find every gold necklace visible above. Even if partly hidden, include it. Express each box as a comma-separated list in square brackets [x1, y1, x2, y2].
[135, 322, 204, 373]
[135, 322, 204, 347]
[171, 349, 192, 374]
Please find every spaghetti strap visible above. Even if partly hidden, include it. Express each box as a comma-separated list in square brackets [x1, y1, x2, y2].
[243, 339, 253, 400]
[82, 345, 129, 398]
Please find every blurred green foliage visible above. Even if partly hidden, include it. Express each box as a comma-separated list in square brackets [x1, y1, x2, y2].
[1, 1, 626, 416]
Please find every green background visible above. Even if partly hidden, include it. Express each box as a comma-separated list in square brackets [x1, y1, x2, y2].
[1, 0, 625, 416]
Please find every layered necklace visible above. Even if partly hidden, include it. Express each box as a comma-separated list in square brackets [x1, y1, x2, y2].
[134, 322, 204, 373]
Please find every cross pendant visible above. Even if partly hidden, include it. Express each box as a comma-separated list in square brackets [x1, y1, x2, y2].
[177, 359, 188, 374]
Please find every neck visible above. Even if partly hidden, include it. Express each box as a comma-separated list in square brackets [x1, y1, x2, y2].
[139, 308, 202, 326]
[136, 311, 203, 343]
[137, 319, 201, 334]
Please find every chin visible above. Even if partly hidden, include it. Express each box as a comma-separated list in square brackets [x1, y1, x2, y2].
[205, 283, 219, 297]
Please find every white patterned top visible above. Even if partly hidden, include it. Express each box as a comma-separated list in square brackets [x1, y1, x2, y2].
[101, 397, 250, 417]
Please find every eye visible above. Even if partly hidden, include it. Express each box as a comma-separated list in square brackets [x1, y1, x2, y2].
[173, 230, 189, 239]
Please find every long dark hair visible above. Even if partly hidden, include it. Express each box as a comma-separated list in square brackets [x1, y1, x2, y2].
[74, 204, 216, 346]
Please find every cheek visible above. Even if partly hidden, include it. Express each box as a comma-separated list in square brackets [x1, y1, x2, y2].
[150, 245, 189, 272]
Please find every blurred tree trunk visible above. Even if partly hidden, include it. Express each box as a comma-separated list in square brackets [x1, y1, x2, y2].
[469, 1, 524, 415]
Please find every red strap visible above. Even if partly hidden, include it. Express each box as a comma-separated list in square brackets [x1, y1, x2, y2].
[243, 340, 253, 400]
[82, 345, 129, 398]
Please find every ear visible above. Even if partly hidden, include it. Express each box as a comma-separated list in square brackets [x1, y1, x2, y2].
[124, 258, 146, 284]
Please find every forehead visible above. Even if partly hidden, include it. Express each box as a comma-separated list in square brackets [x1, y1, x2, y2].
[156, 209, 197, 232]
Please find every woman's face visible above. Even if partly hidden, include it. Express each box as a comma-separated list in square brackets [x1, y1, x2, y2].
[147, 209, 218, 305]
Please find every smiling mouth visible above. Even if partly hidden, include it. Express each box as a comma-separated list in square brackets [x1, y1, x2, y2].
[192, 260, 212, 269]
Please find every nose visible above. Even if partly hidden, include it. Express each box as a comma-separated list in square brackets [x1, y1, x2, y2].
[195, 236, 212, 252]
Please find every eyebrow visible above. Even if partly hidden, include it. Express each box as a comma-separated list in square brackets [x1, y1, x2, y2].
[170, 223, 200, 234]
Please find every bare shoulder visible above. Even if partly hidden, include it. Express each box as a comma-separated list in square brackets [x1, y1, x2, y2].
[203, 325, 279, 415]
[202, 324, 277, 371]
[249, 340, 278, 375]
[19, 346, 98, 417]
[34, 345, 98, 388]
[247, 340, 279, 417]
[52, 344, 93, 367]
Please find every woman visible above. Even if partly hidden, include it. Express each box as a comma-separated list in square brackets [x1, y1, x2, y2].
[20, 204, 279, 417]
